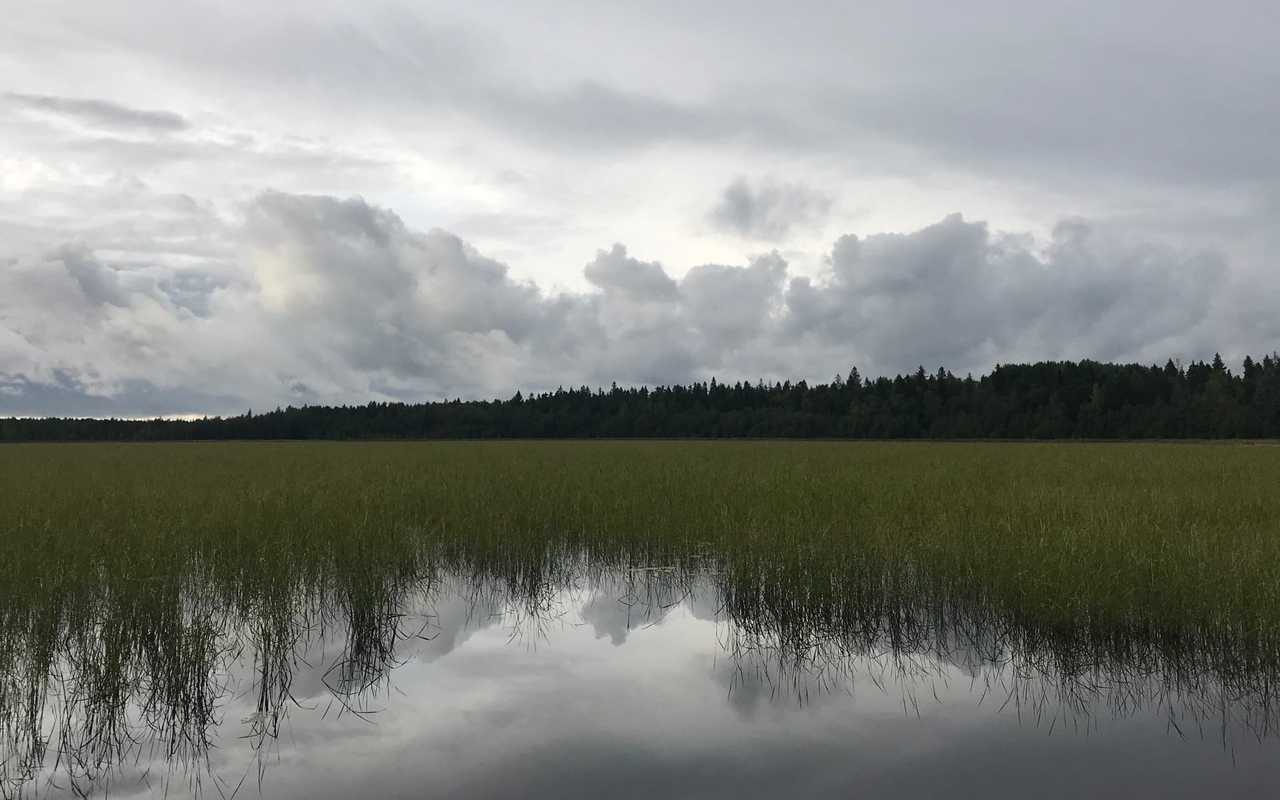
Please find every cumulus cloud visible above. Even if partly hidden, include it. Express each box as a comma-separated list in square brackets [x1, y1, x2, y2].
[785, 214, 1226, 372]
[583, 244, 678, 301]
[6, 4, 1278, 330]
[0, 191, 1255, 418]
[709, 177, 832, 240]
[683, 253, 787, 355]
[60, 246, 132, 308]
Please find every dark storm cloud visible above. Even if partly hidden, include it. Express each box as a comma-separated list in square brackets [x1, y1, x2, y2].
[0, 192, 1255, 418]
[708, 177, 832, 240]
[6, 92, 189, 132]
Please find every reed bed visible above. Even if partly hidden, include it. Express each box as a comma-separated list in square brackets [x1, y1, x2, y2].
[2, 440, 1280, 795]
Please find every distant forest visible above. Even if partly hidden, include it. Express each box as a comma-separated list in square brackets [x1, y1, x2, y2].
[5, 354, 1280, 441]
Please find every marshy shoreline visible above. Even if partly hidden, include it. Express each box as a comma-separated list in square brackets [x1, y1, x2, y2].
[3, 440, 1280, 796]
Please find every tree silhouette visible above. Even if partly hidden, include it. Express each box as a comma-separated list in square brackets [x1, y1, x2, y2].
[3, 354, 1279, 441]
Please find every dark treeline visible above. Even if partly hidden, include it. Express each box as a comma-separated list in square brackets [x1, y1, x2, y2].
[5, 354, 1280, 441]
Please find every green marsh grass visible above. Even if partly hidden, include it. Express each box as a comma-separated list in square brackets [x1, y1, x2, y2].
[3, 440, 1280, 794]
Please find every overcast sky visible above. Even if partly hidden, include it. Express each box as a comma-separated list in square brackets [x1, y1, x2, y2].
[2, 1, 1277, 416]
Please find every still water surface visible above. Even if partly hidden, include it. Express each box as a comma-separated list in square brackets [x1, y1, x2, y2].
[8, 567, 1280, 798]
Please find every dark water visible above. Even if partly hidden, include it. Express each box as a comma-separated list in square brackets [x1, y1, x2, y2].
[6, 565, 1280, 799]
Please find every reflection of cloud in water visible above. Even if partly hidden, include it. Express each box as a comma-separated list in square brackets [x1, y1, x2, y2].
[686, 583, 723, 622]
[710, 656, 847, 718]
[579, 591, 672, 645]
[414, 592, 504, 662]
[12, 567, 1280, 798]
[580, 572, 722, 645]
[708, 633, 914, 719]
[206, 603, 1280, 800]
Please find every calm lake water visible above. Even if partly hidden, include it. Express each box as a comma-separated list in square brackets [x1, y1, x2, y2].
[8, 565, 1280, 799]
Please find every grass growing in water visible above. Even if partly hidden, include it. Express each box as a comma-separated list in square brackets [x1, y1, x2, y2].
[8, 441, 1276, 629]
[2, 440, 1280, 793]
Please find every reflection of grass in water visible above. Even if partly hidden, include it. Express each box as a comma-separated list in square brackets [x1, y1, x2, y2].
[3, 440, 1280, 794]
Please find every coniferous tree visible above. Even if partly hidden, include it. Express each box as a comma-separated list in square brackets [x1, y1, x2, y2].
[4, 355, 1279, 441]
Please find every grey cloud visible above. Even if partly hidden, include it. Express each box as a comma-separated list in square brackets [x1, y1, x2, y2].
[6, 92, 189, 132]
[3, 3, 1275, 420]
[240, 191, 549, 394]
[0, 179, 228, 256]
[683, 253, 786, 356]
[709, 177, 832, 240]
[6, 9, 794, 156]
[784, 213, 1226, 375]
[156, 270, 236, 318]
[473, 81, 798, 152]
[1, 95, 395, 198]
[0, 192, 1255, 418]
[0, 371, 238, 418]
[7, 1, 1280, 204]
[807, 28, 1280, 190]
[60, 246, 131, 307]
[583, 244, 678, 301]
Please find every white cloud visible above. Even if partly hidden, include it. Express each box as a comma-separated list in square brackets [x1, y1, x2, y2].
[0, 191, 1258, 417]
